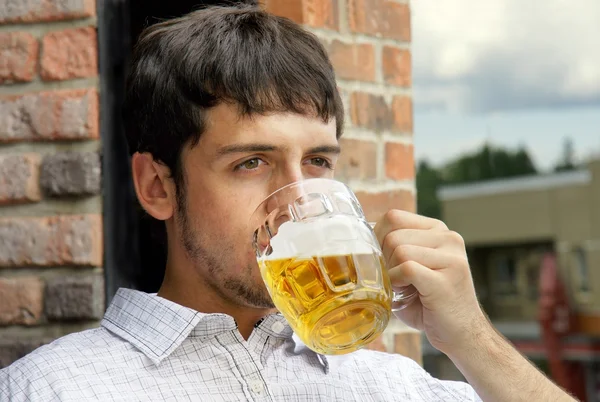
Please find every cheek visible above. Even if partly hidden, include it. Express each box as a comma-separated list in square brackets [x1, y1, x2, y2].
[190, 198, 258, 251]
[185, 181, 268, 252]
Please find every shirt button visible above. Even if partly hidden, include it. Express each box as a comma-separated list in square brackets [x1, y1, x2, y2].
[250, 380, 264, 394]
[271, 321, 285, 334]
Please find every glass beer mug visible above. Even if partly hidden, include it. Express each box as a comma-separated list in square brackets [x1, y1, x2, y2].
[250, 178, 417, 355]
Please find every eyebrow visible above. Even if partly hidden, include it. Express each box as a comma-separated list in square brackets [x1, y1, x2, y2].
[216, 144, 278, 156]
[216, 143, 341, 157]
[307, 145, 341, 155]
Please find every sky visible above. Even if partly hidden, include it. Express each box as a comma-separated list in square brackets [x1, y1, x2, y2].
[411, 0, 600, 171]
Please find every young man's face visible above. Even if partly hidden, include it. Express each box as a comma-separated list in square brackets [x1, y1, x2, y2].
[174, 103, 339, 309]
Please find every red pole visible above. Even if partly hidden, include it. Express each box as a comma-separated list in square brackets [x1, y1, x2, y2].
[538, 253, 580, 397]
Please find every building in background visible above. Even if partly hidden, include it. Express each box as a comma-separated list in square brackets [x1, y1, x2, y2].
[429, 159, 600, 401]
[0, 0, 418, 367]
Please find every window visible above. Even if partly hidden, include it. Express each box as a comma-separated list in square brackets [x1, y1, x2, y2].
[494, 255, 518, 296]
[574, 247, 591, 294]
[523, 252, 542, 301]
[525, 264, 539, 300]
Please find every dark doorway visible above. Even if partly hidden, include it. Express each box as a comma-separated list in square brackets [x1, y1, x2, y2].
[98, 0, 247, 304]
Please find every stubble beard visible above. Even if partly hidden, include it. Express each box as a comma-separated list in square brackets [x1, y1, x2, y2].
[176, 188, 275, 309]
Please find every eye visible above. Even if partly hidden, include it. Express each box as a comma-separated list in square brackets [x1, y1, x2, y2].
[235, 158, 264, 171]
[309, 157, 333, 169]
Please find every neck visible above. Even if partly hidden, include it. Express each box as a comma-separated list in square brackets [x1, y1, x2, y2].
[157, 256, 275, 340]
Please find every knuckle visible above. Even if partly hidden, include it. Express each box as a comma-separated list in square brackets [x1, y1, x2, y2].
[392, 244, 412, 263]
[381, 230, 399, 253]
[445, 230, 465, 246]
[400, 260, 418, 279]
[384, 209, 402, 223]
[433, 219, 449, 230]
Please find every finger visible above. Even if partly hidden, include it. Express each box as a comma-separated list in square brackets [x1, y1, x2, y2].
[387, 244, 466, 271]
[388, 260, 440, 298]
[374, 210, 448, 245]
[392, 299, 424, 330]
[381, 229, 465, 258]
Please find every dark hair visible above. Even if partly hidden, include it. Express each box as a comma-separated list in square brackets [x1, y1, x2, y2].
[122, 3, 344, 189]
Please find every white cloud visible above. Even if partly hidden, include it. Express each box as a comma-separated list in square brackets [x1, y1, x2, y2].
[416, 135, 489, 166]
[412, 0, 600, 113]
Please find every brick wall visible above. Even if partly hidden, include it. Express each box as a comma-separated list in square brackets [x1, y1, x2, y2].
[0, 0, 419, 368]
[0, 0, 103, 367]
[263, 0, 420, 363]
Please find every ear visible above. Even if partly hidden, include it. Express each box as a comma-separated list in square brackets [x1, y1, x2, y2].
[131, 152, 175, 221]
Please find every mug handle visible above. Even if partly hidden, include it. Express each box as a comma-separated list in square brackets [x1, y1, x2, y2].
[368, 222, 418, 311]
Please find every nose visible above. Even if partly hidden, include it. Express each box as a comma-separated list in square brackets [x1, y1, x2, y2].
[251, 167, 304, 254]
[250, 164, 303, 226]
[269, 165, 305, 197]
[260, 166, 305, 222]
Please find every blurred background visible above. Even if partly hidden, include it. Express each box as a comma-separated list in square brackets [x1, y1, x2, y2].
[412, 2, 600, 400]
[0, 0, 598, 400]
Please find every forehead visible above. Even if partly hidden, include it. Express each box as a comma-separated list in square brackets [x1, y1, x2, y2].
[200, 103, 338, 150]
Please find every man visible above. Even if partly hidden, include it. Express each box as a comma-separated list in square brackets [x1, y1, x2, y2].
[0, 4, 576, 401]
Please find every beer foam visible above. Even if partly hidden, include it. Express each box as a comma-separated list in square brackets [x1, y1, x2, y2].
[266, 214, 377, 260]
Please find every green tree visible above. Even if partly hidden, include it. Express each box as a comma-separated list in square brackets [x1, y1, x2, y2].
[443, 144, 536, 184]
[416, 160, 443, 219]
[554, 137, 577, 172]
[513, 147, 537, 176]
[416, 144, 538, 219]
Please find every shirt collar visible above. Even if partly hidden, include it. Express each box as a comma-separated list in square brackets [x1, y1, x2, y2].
[101, 288, 205, 365]
[101, 288, 333, 371]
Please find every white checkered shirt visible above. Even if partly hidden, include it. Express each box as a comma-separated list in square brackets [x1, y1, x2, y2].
[1, 288, 481, 401]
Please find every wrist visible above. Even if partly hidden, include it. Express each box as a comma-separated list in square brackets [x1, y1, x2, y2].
[444, 313, 497, 361]
[444, 317, 576, 402]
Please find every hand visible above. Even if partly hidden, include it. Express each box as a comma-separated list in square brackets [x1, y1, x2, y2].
[373, 210, 490, 356]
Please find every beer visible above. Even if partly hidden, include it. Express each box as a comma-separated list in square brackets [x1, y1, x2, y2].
[251, 181, 413, 355]
[259, 251, 393, 355]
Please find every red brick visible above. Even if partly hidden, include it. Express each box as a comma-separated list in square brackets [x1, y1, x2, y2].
[264, 0, 339, 30]
[0, 89, 99, 142]
[335, 138, 377, 181]
[0, 0, 95, 23]
[0, 215, 103, 267]
[0, 277, 44, 326]
[356, 190, 415, 221]
[0, 154, 41, 205]
[350, 92, 392, 131]
[41, 151, 101, 197]
[394, 331, 422, 365]
[391, 96, 413, 133]
[348, 0, 411, 41]
[328, 41, 375, 82]
[264, 0, 302, 23]
[41, 27, 97, 81]
[303, 0, 339, 30]
[382, 46, 411, 87]
[45, 274, 104, 320]
[0, 32, 38, 84]
[385, 142, 414, 180]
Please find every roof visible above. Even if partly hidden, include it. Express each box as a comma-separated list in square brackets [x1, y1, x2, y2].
[437, 169, 591, 201]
